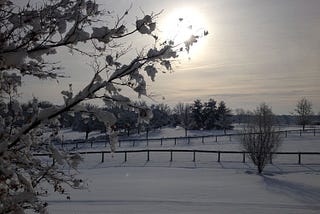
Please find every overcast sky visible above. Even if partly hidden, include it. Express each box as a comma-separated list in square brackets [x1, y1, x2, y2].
[22, 0, 320, 114]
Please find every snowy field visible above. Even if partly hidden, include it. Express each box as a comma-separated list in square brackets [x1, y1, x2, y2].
[44, 127, 320, 214]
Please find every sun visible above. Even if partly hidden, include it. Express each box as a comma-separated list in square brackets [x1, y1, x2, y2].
[161, 7, 207, 47]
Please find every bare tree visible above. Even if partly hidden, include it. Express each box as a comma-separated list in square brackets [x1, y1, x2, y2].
[294, 97, 313, 130]
[240, 103, 282, 174]
[173, 103, 192, 137]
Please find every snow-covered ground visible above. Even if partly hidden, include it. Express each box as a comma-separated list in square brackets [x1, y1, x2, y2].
[46, 166, 320, 214]
[44, 127, 320, 214]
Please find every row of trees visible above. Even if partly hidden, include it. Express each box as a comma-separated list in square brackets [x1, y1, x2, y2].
[18, 98, 232, 139]
[69, 99, 233, 138]
[17, 97, 317, 142]
[173, 99, 233, 136]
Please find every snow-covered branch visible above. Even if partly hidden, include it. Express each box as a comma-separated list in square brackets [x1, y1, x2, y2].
[0, 0, 207, 213]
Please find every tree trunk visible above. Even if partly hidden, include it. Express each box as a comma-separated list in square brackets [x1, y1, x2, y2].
[85, 130, 89, 142]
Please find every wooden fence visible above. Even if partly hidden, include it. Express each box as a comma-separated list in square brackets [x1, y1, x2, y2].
[34, 149, 320, 165]
[60, 128, 320, 149]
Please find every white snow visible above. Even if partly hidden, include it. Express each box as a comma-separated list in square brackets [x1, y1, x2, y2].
[45, 166, 320, 214]
[42, 127, 320, 214]
[56, 129, 105, 141]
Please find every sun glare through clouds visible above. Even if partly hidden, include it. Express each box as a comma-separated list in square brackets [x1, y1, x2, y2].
[160, 7, 208, 58]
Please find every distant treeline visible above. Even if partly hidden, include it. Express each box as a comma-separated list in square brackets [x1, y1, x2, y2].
[14, 99, 320, 139]
[233, 112, 320, 126]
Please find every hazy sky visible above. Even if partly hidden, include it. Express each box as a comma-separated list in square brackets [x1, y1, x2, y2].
[22, 0, 320, 114]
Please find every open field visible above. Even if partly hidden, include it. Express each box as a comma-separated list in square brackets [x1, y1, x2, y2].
[40, 127, 320, 214]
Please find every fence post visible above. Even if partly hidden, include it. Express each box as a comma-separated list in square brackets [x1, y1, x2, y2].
[170, 150, 173, 162]
[91, 141, 93, 148]
[101, 152, 104, 163]
[193, 151, 196, 162]
[218, 151, 220, 162]
[285, 131, 287, 138]
[314, 129, 316, 136]
[147, 150, 150, 161]
[161, 138, 163, 146]
[242, 152, 246, 163]
[133, 140, 135, 147]
[118, 140, 121, 147]
[298, 153, 301, 165]
[76, 142, 78, 149]
[124, 152, 127, 162]
[229, 135, 232, 142]
[215, 136, 218, 142]
[188, 138, 190, 144]
[174, 138, 177, 146]
[202, 136, 204, 144]
[300, 129, 302, 136]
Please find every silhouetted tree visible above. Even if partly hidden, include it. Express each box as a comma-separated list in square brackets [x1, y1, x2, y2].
[216, 101, 232, 133]
[150, 103, 171, 129]
[203, 99, 217, 129]
[191, 99, 204, 129]
[71, 104, 105, 141]
[294, 97, 313, 130]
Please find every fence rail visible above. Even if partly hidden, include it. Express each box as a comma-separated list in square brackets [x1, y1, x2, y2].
[34, 149, 320, 165]
[60, 128, 320, 149]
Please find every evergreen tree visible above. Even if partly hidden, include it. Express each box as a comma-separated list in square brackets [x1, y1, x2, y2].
[203, 99, 217, 129]
[216, 101, 233, 133]
[191, 99, 204, 129]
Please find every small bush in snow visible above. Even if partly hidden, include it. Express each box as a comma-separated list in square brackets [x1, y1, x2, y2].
[240, 103, 282, 174]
